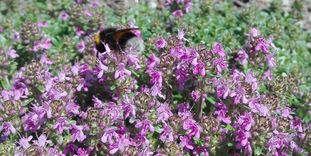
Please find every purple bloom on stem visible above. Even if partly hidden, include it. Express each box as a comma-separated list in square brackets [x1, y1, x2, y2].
[191, 90, 201, 102]
[22, 112, 42, 132]
[54, 117, 69, 134]
[266, 54, 276, 68]
[18, 136, 33, 149]
[214, 102, 231, 124]
[13, 31, 20, 41]
[33, 38, 52, 51]
[212, 42, 226, 57]
[75, 148, 88, 156]
[263, 70, 273, 80]
[185, 1, 193, 12]
[245, 71, 258, 91]
[70, 124, 86, 142]
[114, 63, 131, 80]
[37, 21, 48, 28]
[177, 29, 186, 41]
[248, 27, 260, 37]
[193, 62, 206, 76]
[76, 41, 85, 53]
[230, 85, 248, 104]
[157, 103, 173, 122]
[160, 123, 174, 142]
[122, 95, 136, 118]
[33, 134, 51, 147]
[59, 11, 69, 21]
[291, 118, 303, 133]
[155, 37, 166, 49]
[255, 38, 270, 54]
[0, 122, 16, 136]
[180, 135, 194, 150]
[108, 135, 131, 154]
[235, 129, 252, 151]
[236, 113, 254, 131]
[135, 119, 155, 135]
[183, 118, 201, 139]
[172, 10, 184, 17]
[212, 57, 228, 73]
[65, 102, 80, 115]
[101, 127, 119, 144]
[96, 60, 108, 79]
[235, 50, 248, 65]
[7, 48, 19, 58]
[248, 96, 269, 116]
[147, 54, 160, 69]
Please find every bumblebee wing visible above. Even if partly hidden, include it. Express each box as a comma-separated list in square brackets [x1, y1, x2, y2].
[113, 28, 139, 48]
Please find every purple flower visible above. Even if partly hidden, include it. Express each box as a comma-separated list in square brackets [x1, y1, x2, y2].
[114, 63, 131, 80]
[214, 79, 230, 99]
[191, 90, 201, 102]
[22, 112, 42, 132]
[157, 103, 173, 122]
[59, 11, 69, 21]
[13, 31, 20, 41]
[70, 124, 86, 142]
[180, 135, 194, 150]
[248, 96, 269, 116]
[235, 50, 248, 65]
[193, 62, 206, 76]
[212, 57, 228, 73]
[281, 107, 292, 119]
[185, 1, 193, 12]
[212, 42, 226, 57]
[248, 27, 260, 37]
[7, 48, 19, 58]
[0, 122, 16, 136]
[40, 53, 53, 65]
[183, 118, 201, 139]
[96, 60, 108, 78]
[172, 10, 184, 17]
[235, 129, 252, 151]
[33, 37, 52, 51]
[263, 70, 273, 80]
[101, 127, 118, 144]
[33, 134, 51, 147]
[160, 123, 174, 142]
[255, 38, 270, 54]
[177, 29, 186, 41]
[37, 21, 48, 28]
[214, 102, 231, 124]
[155, 37, 166, 49]
[18, 136, 33, 149]
[135, 119, 155, 135]
[105, 102, 121, 121]
[65, 102, 80, 115]
[236, 113, 254, 131]
[245, 71, 258, 91]
[53, 117, 69, 134]
[76, 41, 85, 53]
[75, 148, 89, 156]
[230, 85, 248, 104]
[108, 135, 131, 154]
[266, 54, 276, 68]
[291, 118, 303, 133]
[122, 95, 136, 118]
[147, 54, 160, 69]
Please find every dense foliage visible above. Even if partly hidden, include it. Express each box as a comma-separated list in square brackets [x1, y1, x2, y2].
[0, 0, 310, 155]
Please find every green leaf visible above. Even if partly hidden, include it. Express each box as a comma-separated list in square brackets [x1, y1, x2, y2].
[0, 76, 11, 90]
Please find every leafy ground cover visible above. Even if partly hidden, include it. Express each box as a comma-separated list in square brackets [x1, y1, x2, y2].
[0, 0, 310, 155]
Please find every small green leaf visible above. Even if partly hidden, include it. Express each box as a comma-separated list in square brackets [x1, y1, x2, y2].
[1, 76, 11, 90]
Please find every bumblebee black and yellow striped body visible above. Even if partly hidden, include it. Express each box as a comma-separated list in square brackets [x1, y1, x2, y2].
[94, 27, 144, 56]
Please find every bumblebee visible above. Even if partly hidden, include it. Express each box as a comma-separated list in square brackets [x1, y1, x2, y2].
[94, 27, 144, 56]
